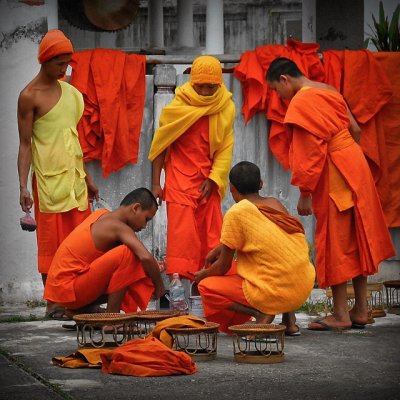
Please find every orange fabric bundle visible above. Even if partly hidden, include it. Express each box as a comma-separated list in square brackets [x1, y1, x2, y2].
[52, 348, 114, 369]
[70, 49, 146, 177]
[38, 29, 73, 64]
[147, 315, 206, 348]
[101, 337, 197, 377]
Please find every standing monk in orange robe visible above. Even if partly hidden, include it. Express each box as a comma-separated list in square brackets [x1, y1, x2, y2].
[44, 188, 165, 315]
[17, 30, 98, 318]
[149, 56, 235, 280]
[267, 57, 395, 330]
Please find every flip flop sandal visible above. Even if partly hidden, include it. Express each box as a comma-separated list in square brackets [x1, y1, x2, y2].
[308, 319, 350, 331]
[46, 310, 72, 321]
[285, 325, 301, 336]
[62, 323, 77, 330]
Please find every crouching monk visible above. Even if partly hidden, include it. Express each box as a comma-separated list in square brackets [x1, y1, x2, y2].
[44, 188, 165, 315]
[194, 162, 315, 334]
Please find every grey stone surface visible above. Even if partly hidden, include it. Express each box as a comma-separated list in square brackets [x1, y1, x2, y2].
[0, 306, 399, 400]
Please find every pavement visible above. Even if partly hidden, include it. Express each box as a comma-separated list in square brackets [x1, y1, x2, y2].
[0, 300, 399, 400]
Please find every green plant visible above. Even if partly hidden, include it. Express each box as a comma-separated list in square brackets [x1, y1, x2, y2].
[365, 1, 400, 51]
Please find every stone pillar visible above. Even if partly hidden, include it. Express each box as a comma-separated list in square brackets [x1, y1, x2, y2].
[148, 0, 164, 49]
[177, 0, 194, 48]
[151, 64, 177, 266]
[302, 0, 316, 43]
[205, 0, 224, 54]
[45, 0, 58, 29]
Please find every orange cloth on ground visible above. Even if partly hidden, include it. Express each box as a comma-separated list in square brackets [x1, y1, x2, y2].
[69, 49, 146, 177]
[32, 175, 90, 274]
[38, 29, 73, 64]
[285, 87, 395, 288]
[322, 49, 398, 226]
[44, 209, 154, 312]
[101, 336, 197, 377]
[160, 117, 228, 279]
[234, 39, 325, 169]
[52, 348, 114, 369]
[198, 274, 253, 333]
[147, 315, 206, 348]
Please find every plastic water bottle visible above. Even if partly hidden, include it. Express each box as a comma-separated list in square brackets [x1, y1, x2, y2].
[169, 273, 188, 314]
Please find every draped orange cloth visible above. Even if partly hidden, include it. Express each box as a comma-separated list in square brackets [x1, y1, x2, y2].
[322, 50, 399, 227]
[101, 337, 197, 377]
[162, 117, 225, 279]
[44, 209, 154, 312]
[285, 87, 395, 288]
[234, 39, 325, 169]
[33, 175, 91, 274]
[69, 49, 146, 177]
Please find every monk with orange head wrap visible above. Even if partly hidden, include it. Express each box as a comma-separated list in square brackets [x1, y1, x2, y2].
[149, 55, 235, 282]
[17, 29, 99, 319]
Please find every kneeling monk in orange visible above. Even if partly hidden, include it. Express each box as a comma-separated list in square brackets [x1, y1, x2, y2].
[266, 57, 395, 330]
[44, 188, 165, 315]
[194, 162, 315, 334]
[149, 55, 235, 280]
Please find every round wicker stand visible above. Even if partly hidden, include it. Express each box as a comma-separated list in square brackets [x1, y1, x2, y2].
[383, 280, 400, 314]
[165, 321, 220, 361]
[73, 313, 139, 348]
[228, 323, 286, 364]
[130, 310, 180, 337]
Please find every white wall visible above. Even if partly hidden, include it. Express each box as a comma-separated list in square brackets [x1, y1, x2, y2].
[0, 1, 51, 304]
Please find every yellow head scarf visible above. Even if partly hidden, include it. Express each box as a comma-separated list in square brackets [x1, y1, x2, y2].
[149, 80, 235, 199]
[190, 55, 222, 85]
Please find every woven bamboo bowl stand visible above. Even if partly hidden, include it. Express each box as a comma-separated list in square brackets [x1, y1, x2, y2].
[165, 321, 220, 361]
[73, 313, 139, 348]
[130, 310, 180, 337]
[383, 280, 400, 314]
[228, 323, 286, 364]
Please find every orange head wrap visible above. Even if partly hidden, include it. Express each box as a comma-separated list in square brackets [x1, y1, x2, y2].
[190, 55, 222, 85]
[38, 29, 73, 64]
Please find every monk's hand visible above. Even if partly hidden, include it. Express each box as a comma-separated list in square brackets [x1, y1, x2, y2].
[19, 187, 33, 212]
[205, 245, 222, 265]
[297, 194, 313, 216]
[194, 268, 208, 284]
[86, 175, 99, 202]
[198, 178, 215, 202]
[152, 184, 163, 206]
[153, 283, 166, 299]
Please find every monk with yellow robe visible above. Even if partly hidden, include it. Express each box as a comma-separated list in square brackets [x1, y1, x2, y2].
[44, 188, 165, 315]
[267, 57, 395, 330]
[17, 30, 98, 318]
[149, 56, 235, 279]
[194, 162, 315, 335]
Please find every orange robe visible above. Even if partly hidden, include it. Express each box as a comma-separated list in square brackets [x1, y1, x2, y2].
[70, 49, 146, 177]
[164, 117, 224, 279]
[44, 209, 154, 312]
[322, 49, 399, 227]
[33, 175, 90, 274]
[285, 87, 395, 288]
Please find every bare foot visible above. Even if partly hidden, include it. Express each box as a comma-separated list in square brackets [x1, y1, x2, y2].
[349, 308, 368, 326]
[255, 313, 275, 325]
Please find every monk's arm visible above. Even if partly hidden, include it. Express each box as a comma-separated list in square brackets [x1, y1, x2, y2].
[194, 244, 234, 283]
[117, 225, 165, 298]
[17, 92, 34, 212]
[151, 151, 166, 205]
[346, 104, 361, 144]
[83, 163, 99, 201]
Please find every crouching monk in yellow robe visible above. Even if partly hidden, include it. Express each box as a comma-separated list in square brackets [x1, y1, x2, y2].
[194, 162, 315, 334]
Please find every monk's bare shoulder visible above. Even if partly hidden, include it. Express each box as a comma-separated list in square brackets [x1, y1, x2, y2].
[261, 197, 289, 214]
[308, 81, 337, 92]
